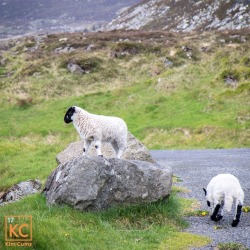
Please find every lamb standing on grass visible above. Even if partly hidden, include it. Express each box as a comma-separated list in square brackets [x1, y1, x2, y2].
[64, 106, 128, 158]
[203, 173, 244, 227]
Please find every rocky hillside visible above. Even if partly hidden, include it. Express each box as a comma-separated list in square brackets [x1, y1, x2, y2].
[0, 0, 140, 38]
[105, 0, 250, 32]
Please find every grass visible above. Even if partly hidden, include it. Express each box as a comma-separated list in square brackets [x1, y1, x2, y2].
[0, 29, 249, 249]
[216, 242, 250, 250]
[0, 193, 211, 250]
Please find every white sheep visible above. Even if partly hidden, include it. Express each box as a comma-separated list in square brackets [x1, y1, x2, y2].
[203, 173, 244, 227]
[64, 106, 128, 158]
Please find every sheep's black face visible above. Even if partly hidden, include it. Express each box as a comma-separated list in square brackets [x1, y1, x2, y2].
[64, 106, 75, 123]
[203, 188, 210, 207]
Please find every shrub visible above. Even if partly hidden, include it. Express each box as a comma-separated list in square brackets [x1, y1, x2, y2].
[242, 57, 250, 66]
[16, 97, 33, 108]
[220, 69, 240, 82]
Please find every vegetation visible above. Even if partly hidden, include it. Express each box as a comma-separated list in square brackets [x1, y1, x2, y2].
[216, 242, 250, 250]
[0, 29, 249, 249]
[0, 191, 211, 249]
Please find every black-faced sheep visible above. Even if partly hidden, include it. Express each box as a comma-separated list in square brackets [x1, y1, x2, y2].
[64, 106, 127, 158]
[203, 173, 244, 227]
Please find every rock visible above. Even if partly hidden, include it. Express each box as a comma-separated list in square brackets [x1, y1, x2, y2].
[225, 77, 237, 88]
[110, 50, 130, 58]
[43, 156, 172, 211]
[67, 62, 84, 74]
[54, 46, 75, 53]
[0, 57, 8, 66]
[56, 132, 155, 165]
[59, 37, 68, 42]
[200, 46, 209, 52]
[163, 58, 173, 67]
[84, 44, 95, 52]
[0, 179, 42, 205]
[104, 0, 250, 32]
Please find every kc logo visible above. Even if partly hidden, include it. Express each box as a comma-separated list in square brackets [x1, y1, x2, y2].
[5, 216, 32, 246]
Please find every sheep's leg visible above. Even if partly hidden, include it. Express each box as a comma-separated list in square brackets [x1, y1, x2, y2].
[111, 141, 119, 158]
[211, 201, 223, 222]
[232, 201, 242, 227]
[217, 200, 224, 221]
[111, 141, 125, 158]
[83, 139, 91, 155]
[116, 148, 124, 159]
[94, 140, 103, 157]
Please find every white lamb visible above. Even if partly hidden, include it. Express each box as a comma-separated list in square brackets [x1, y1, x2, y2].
[203, 173, 244, 227]
[64, 106, 128, 158]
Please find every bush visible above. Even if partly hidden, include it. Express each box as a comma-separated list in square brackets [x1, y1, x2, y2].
[220, 69, 240, 82]
[16, 97, 33, 108]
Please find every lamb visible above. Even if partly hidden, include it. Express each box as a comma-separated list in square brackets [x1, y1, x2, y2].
[64, 106, 128, 158]
[203, 173, 244, 227]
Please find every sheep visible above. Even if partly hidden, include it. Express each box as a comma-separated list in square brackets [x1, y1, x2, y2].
[203, 173, 244, 227]
[64, 106, 128, 158]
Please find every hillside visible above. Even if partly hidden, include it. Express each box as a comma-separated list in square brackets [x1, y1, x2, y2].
[0, 0, 140, 38]
[0, 29, 249, 151]
[0, 28, 249, 250]
[105, 0, 250, 31]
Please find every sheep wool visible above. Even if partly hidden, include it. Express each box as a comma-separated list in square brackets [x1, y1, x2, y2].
[64, 106, 128, 158]
[203, 173, 244, 227]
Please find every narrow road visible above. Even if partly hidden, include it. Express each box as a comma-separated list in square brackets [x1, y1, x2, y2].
[151, 148, 250, 249]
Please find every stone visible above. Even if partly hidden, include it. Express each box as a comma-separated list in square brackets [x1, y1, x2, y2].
[54, 46, 75, 53]
[0, 179, 42, 205]
[163, 58, 173, 67]
[84, 44, 95, 52]
[225, 77, 237, 88]
[59, 37, 68, 42]
[43, 156, 172, 211]
[67, 62, 84, 74]
[56, 132, 155, 164]
[0, 57, 8, 66]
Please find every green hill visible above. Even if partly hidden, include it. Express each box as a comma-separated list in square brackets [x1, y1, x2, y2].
[0, 28, 249, 188]
[0, 29, 249, 249]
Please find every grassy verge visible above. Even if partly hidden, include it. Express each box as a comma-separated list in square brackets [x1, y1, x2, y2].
[0, 191, 210, 250]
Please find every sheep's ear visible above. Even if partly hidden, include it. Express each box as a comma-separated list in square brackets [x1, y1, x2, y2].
[203, 188, 207, 196]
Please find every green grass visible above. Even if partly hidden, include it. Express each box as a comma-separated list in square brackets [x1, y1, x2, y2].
[0, 193, 210, 250]
[0, 30, 249, 249]
[216, 242, 250, 250]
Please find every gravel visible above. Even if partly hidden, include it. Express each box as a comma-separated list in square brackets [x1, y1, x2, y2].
[151, 148, 250, 249]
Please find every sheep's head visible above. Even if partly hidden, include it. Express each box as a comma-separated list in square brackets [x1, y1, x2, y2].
[203, 188, 211, 207]
[64, 106, 76, 123]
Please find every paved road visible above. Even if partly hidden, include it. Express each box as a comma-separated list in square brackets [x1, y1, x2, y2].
[151, 148, 250, 249]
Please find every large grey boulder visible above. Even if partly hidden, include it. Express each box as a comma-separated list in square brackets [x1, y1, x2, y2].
[43, 156, 172, 211]
[56, 132, 155, 164]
